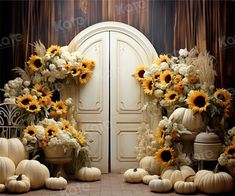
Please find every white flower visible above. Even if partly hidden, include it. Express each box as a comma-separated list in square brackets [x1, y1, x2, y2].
[179, 48, 189, 57]
[4, 84, 10, 91]
[31, 137, 37, 143]
[159, 62, 169, 70]
[41, 69, 50, 77]
[65, 98, 73, 106]
[23, 88, 30, 94]
[49, 64, 56, 71]
[22, 138, 28, 145]
[228, 158, 235, 166]
[218, 153, 228, 166]
[4, 98, 16, 104]
[144, 64, 159, 77]
[228, 127, 235, 136]
[23, 81, 31, 87]
[154, 89, 164, 98]
[35, 125, 45, 140]
[4, 93, 10, 97]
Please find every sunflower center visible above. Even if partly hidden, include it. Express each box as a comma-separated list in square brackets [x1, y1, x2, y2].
[161, 150, 172, 162]
[165, 75, 171, 83]
[71, 69, 77, 74]
[138, 70, 145, 78]
[218, 93, 225, 101]
[228, 148, 235, 155]
[47, 130, 54, 136]
[155, 74, 160, 80]
[82, 63, 87, 68]
[148, 81, 153, 90]
[28, 130, 35, 135]
[81, 73, 87, 79]
[51, 49, 57, 54]
[34, 59, 42, 68]
[169, 94, 176, 100]
[29, 105, 37, 110]
[22, 98, 31, 105]
[194, 96, 206, 107]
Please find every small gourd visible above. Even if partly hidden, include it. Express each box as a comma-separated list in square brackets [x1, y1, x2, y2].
[45, 173, 67, 190]
[149, 178, 172, 193]
[174, 175, 197, 194]
[0, 184, 5, 193]
[161, 165, 195, 185]
[5, 174, 30, 193]
[75, 167, 101, 182]
[142, 175, 159, 185]
[0, 156, 15, 184]
[124, 168, 148, 183]
[169, 107, 205, 131]
[15, 158, 50, 189]
[195, 164, 233, 194]
[139, 156, 161, 175]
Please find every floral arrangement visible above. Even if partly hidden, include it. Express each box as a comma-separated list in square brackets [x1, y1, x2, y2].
[134, 48, 233, 168]
[1, 41, 95, 169]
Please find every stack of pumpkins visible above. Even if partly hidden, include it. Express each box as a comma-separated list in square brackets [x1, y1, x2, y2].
[123, 156, 234, 194]
[0, 137, 101, 193]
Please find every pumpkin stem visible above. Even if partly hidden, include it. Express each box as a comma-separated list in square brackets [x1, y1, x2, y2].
[32, 155, 40, 160]
[133, 168, 137, 172]
[214, 163, 219, 173]
[56, 171, 61, 178]
[16, 174, 23, 181]
[184, 175, 195, 182]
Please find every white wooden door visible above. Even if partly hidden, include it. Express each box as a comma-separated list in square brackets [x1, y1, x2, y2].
[68, 22, 157, 173]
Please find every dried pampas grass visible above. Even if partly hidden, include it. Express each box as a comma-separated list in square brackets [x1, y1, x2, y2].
[33, 40, 46, 56]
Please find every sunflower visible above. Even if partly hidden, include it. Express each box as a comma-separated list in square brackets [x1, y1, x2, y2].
[187, 90, 210, 113]
[225, 145, 235, 158]
[224, 105, 232, 119]
[76, 132, 86, 145]
[79, 68, 92, 84]
[68, 65, 81, 77]
[27, 55, 44, 72]
[214, 88, 232, 107]
[39, 96, 52, 106]
[23, 126, 37, 136]
[45, 124, 58, 138]
[17, 94, 36, 109]
[52, 100, 68, 116]
[153, 71, 161, 81]
[80, 60, 95, 70]
[160, 70, 174, 86]
[46, 45, 61, 56]
[33, 84, 53, 98]
[142, 78, 154, 95]
[173, 81, 185, 94]
[155, 146, 174, 168]
[187, 74, 199, 84]
[61, 119, 73, 132]
[155, 127, 165, 144]
[165, 90, 179, 105]
[26, 100, 41, 113]
[133, 66, 148, 81]
[174, 74, 182, 83]
[155, 54, 171, 66]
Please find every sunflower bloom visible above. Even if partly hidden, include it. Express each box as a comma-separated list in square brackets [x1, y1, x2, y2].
[45, 124, 58, 138]
[33, 83, 53, 98]
[160, 70, 174, 86]
[133, 65, 148, 81]
[39, 96, 52, 106]
[225, 145, 235, 158]
[174, 74, 182, 83]
[155, 54, 171, 66]
[214, 88, 232, 107]
[27, 55, 44, 71]
[187, 90, 210, 113]
[79, 68, 92, 84]
[68, 65, 81, 77]
[46, 45, 61, 56]
[155, 147, 174, 168]
[26, 100, 41, 113]
[173, 81, 185, 94]
[188, 74, 199, 84]
[52, 100, 68, 116]
[155, 127, 165, 144]
[153, 71, 161, 81]
[165, 90, 179, 105]
[17, 94, 36, 109]
[80, 60, 95, 70]
[76, 132, 86, 145]
[23, 126, 37, 136]
[142, 78, 154, 95]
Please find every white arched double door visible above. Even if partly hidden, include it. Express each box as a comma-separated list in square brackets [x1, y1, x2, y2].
[66, 22, 157, 173]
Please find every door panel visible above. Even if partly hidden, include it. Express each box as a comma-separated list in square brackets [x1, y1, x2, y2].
[110, 32, 147, 172]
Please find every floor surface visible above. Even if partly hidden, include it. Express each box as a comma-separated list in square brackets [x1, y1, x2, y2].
[2, 174, 235, 196]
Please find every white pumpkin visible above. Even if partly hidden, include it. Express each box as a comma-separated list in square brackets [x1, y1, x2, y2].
[139, 156, 161, 175]
[0, 156, 15, 184]
[161, 165, 195, 185]
[174, 175, 197, 194]
[142, 175, 159, 185]
[45, 177, 67, 190]
[169, 107, 205, 131]
[149, 178, 172, 192]
[15, 159, 50, 189]
[5, 174, 30, 193]
[0, 138, 28, 166]
[124, 168, 148, 183]
[0, 184, 5, 193]
[195, 169, 233, 194]
[75, 167, 101, 182]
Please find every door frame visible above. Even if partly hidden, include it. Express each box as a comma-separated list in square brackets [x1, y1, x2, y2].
[68, 22, 158, 172]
